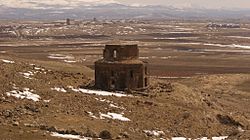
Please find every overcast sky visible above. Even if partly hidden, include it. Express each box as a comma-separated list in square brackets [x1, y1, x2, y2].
[0, 0, 250, 9]
[119, 0, 250, 9]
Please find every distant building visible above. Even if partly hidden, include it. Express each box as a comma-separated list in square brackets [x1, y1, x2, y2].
[207, 23, 240, 28]
[95, 44, 148, 91]
[66, 18, 71, 25]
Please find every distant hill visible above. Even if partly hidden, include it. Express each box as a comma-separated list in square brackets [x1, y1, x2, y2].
[0, 3, 250, 20]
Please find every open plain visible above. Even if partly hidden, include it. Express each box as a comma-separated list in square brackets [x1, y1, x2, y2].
[0, 20, 250, 139]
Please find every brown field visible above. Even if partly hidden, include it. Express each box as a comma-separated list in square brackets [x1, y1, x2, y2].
[0, 20, 250, 139]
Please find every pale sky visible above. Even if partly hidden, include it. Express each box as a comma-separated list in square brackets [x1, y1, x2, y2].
[0, 0, 250, 9]
[119, 0, 250, 9]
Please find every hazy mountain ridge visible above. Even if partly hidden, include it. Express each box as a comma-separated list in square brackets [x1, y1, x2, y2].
[0, 3, 250, 20]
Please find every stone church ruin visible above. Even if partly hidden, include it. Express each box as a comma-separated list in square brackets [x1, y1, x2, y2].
[95, 44, 148, 91]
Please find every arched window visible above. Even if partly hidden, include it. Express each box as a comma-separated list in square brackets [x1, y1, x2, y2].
[113, 50, 117, 58]
[111, 80, 115, 89]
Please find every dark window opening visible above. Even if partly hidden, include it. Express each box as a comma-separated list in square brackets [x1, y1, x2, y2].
[145, 66, 148, 75]
[111, 71, 114, 76]
[130, 70, 134, 78]
[145, 78, 148, 87]
[111, 80, 115, 89]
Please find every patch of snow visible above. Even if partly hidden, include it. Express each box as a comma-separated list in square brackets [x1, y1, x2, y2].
[210, 136, 228, 140]
[161, 56, 172, 59]
[87, 112, 99, 119]
[95, 98, 124, 109]
[51, 87, 67, 93]
[139, 57, 149, 60]
[154, 37, 177, 40]
[124, 26, 134, 30]
[51, 132, 91, 140]
[19, 71, 34, 79]
[240, 28, 250, 30]
[2, 59, 15, 64]
[175, 27, 194, 31]
[100, 112, 130, 121]
[6, 88, 40, 102]
[204, 43, 250, 49]
[110, 103, 124, 109]
[168, 31, 192, 33]
[202, 49, 250, 53]
[48, 54, 75, 60]
[68, 86, 130, 97]
[175, 42, 201, 45]
[139, 28, 146, 32]
[35, 29, 44, 34]
[34, 67, 45, 71]
[150, 76, 191, 79]
[172, 137, 187, 140]
[95, 98, 111, 103]
[226, 36, 250, 39]
[155, 47, 163, 50]
[231, 44, 250, 49]
[43, 99, 51, 103]
[143, 130, 165, 137]
[8, 31, 17, 35]
[64, 60, 77, 63]
[171, 136, 228, 140]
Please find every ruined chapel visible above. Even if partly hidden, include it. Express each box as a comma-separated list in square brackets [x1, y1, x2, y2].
[95, 44, 148, 91]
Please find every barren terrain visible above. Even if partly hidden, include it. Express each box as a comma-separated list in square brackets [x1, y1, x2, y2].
[0, 20, 250, 139]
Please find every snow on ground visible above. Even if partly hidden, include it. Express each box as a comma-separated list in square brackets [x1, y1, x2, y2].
[51, 132, 91, 140]
[124, 26, 134, 30]
[43, 99, 51, 103]
[143, 130, 165, 137]
[6, 88, 40, 102]
[174, 42, 202, 45]
[100, 112, 130, 121]
[161, 56, 172, 60]
[7, 31, 17, 35]
[30, 65, 47, 74]
[19, 71, 34, 79]
[64, 60, 77, 63]
[154, 37, 178, 40]
[95, 98, 112, 103]
[95, 98, 125, 109]
[87, 112, 99, 119]
[48, 54, 75, 60]
[153, 37, 198, 40]
[204, 43, 250, 49]
[68, 86, 130, 97]
[175, 27, 194, 31]
[171, 136, 228, 140]
[168, 31, 192, 34]
[34, 67, 45, 71]
[231, 44, 250, 49]
[150, 76, 191, 79]
[139, 57, 149, 60]
[2, 59, 15, 64]
[109, 103, 124, 109]
[203, 49, 250, 53]
[226, 36, 250, 39]
[51, 87, 67, 93]
[172, 137, 187, 140]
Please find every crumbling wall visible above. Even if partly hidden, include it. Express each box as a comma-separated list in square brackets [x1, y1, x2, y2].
[103, 45, 139, 61]
[95, 62, 147, 90]
[95, 44, 148, 91]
